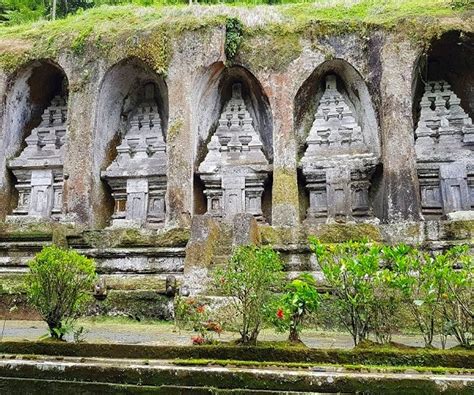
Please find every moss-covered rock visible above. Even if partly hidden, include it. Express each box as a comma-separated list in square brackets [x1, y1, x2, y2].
[240, 27, 302, 72]
[89, 290, 173, 320]
[76, 227, 190, 249]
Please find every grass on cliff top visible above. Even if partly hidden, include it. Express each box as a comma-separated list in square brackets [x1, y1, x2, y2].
[0, 0, 471, 40]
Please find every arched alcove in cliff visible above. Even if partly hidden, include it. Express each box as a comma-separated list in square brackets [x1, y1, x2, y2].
[412, 32, 473, 219]
[93, 57, 168, 227]
[412, 31, 473, 126]
[294, 59, 382, 223]
[1, 60, 69, 216]
[192, 63, 273, 223]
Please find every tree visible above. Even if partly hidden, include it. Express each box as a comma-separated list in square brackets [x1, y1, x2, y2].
[214, 245, 283, 345]
[26, 245, 96, 340]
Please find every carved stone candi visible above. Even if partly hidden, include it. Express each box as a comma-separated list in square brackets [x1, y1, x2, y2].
[102, 83, 167, 228]
[301, 75, 379, 223]
[7, 95, 68, 221]
[198, 83, 271, 222]
[414, 80, 474, 218]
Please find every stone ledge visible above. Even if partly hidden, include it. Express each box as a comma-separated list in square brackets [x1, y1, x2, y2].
[0, 354, 472, 394]
[0, 341, 472, 369]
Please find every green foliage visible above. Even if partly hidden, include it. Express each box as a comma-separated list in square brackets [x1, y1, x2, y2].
[71, 25, 93, 54]
[311, 238, 473, 349]
[224, 17, 242, 66]
[270, 273, 320, 343]
[450, 0, 472, 10]
[311, 238, 388, 346]
[26, 245, 96, 340]
[214, 245, 284, 345]
[393, 245, 473, 349]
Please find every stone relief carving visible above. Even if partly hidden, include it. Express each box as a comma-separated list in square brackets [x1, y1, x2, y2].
[102, 83, 167, 227]
[7, 95, 67, 221]
[198, 83, 271, 222]
[414, 80, 474, 218]
[301, 75, 379, 223]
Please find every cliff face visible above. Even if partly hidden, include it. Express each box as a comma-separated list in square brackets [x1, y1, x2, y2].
[0, 4, 472, 312]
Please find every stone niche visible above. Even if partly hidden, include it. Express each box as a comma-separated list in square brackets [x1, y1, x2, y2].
[7, 95, 68, 221]
[300, 74, 380, 223]
[414, 80, 474, 218]
[197, 83, 271, 222]
[102, 83, 167, 228]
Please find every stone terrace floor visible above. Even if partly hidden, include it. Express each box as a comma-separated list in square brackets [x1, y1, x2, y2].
[0, 319, 458, 349]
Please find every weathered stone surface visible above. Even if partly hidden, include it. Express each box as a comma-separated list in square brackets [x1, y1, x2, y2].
[232, 213, 260, 246]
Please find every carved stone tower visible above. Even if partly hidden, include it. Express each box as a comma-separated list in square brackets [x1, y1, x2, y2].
[102, 83, 167, 228]
[415, 80, 474, 218]
[301, 75, 379, 223]
[7, 95, 68, 221]
[198, 83, 271, 222]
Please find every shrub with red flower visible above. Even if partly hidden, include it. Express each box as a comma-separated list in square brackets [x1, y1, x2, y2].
[174, 295, 223, 346]
[276, 308, 284, 320]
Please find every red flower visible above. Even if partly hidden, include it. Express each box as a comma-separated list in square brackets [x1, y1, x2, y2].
[276, 308, 284, 320]
[196, 305, 205, 314]
[205, 320, 223, 334]
[191, 335, 205, 345]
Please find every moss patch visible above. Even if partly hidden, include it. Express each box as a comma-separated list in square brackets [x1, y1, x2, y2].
[172, 357, 474, 375]
[89, 290, 172, 320]
[0, 3, 470, 74]
[77, 227, 190, 249]
[310, 223, 383, 243]
[240, 26, 302, 72]
[272, 168, 299, 208]
[0, 341, 473, 369]
[167, 118, 184, 143]
[441, 220, 474, 241]
[127, 27, 172, 76]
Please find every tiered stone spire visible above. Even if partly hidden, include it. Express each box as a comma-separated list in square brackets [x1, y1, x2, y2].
[415, 81, 473, 218]
[300, 75, 379, 223]
[198, 83, 271, 221]
[102, 83, 167, 227]
[302, 75, 367, 159]
[8, 95, 68, 220]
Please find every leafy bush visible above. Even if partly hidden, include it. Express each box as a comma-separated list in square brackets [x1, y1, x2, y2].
[26, 245, 96, 340]
[224, 17, 243, 65]
[270, 273, 320, 343]
[214, 245, 283, 345]
[311, 239, 386, 346]
[439, 246, 473, 348]
[394, 245, 473, 348]
[311, 238, 473, 349]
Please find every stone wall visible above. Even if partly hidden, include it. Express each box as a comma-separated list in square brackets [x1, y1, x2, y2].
[0, 22, 472, 313]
